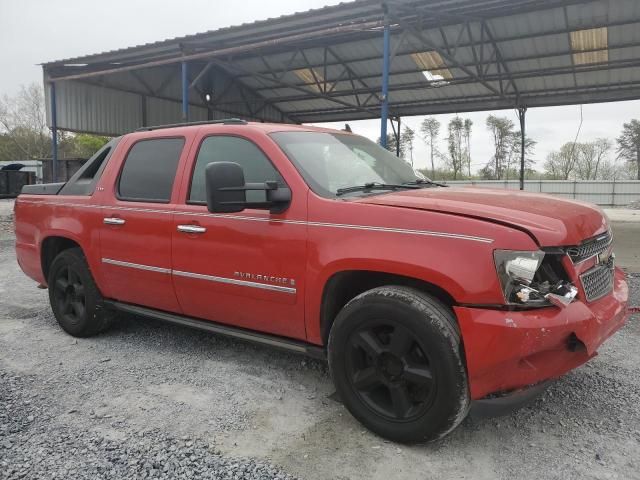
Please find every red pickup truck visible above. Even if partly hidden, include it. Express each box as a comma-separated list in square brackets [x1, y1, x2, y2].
[14, 119, 629, 442]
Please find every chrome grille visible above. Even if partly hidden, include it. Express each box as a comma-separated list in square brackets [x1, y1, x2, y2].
[566, 230, 612, 263]
[580, 256, 614, 302]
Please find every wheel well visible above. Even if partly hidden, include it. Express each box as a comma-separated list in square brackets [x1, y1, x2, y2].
[41, 237, 81, 281]
[320, 270, 456, 344]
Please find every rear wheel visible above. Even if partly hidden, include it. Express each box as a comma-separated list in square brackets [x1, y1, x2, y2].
[48, 248, 113, 337]
[328, 286, 469, 443]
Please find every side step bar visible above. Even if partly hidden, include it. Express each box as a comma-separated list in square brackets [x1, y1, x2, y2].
[105, 300, 326, 360]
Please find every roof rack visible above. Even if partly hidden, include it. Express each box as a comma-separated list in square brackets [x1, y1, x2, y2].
[135, 118, 248, 132]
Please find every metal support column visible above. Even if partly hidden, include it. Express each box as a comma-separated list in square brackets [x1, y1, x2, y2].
[50, 82, 58, 183]
[181, 61, 189, 123]
[380, 13, 390, 148]
[517, 107, 527, 191]
[396, 116, 401, 157]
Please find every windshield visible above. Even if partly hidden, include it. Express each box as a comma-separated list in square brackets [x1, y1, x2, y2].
[270, 131, 424, 197]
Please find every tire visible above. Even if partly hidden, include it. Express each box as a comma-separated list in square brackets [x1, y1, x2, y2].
[328, 286, 470, 443]
[47, 247, 114, 337]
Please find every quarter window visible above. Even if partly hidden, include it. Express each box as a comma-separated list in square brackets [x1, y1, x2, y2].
[189, 136, 285, 204]
[118, 138, 184, 202]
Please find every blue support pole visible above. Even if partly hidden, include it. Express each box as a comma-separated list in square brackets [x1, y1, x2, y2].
[181, 61, 189, 123]
[50, 82, 58, 182]
[380, 18, 390, 148]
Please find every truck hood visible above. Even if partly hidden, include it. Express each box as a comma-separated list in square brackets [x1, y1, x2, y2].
[355, 187, 608, 246]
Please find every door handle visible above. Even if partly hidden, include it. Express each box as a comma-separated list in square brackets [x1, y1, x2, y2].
[177, 224, 207, 234]
[103, 217, 125, 225]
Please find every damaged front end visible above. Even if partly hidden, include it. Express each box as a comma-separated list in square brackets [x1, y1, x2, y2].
[494, 249, 578, 308]
[457, 236, 630, 401]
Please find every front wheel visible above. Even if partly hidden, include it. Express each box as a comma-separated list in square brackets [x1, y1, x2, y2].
[328, 286, 469, 443]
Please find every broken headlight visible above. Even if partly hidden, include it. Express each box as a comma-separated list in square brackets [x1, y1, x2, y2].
[494, 250, 578, 307]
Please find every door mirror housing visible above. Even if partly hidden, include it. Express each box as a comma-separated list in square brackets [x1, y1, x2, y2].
[205, 162, 291, 214]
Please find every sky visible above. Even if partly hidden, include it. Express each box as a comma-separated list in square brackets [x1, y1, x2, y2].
[1, 0, 638, 172]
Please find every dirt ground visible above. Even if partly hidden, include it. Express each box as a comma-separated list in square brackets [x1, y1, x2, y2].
[1, 198, 639, 479]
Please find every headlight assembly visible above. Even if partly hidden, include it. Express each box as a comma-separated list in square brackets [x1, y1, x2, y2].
[494, 250, 578, 307]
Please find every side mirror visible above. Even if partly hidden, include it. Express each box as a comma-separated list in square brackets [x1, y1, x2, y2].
[205, 162, 247, 213]
[205, 161, 292, 214]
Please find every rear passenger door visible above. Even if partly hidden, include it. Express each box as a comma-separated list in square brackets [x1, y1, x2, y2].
[171, 133, 308, 340]
[99, 135, 189, 313]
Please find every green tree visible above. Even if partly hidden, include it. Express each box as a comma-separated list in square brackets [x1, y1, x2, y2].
[544, 143, 579, 180]
[0, 83, 50, 160]
[617, 119, 640, 180]
[574, 138, 611, 180]
[485, 115, 515, 180]
[463, 119, 473, 177]
[377, 133, 405, 158]
[504, 131, 536, 180]
[420, 117, 440, 179]
[0, 83, 113, 164]
[446, 117, 464, 180]
[402, 126, 415, 166]
[70, 134, 111, 158]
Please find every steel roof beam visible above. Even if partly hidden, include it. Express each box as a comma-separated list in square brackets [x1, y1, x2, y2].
[128, 70, 156, 97]
[207, 57, 380, 118]
[187, 62, 294, 123]
[326, 46, 386, 105]
[286, 79, 640, 120]
[250, 57, 640, 108]
[247, 37, 640, 95]
[46, 19, 385, 82]
[480, 20, 519, 99]
[370, 16, 511, 104]
[230, 16, 640, 83]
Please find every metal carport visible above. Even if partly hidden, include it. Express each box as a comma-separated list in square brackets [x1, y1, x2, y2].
[42, 0, 640, 186]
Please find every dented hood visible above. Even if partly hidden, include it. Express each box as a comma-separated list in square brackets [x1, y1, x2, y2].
[355, 187, 608, 246]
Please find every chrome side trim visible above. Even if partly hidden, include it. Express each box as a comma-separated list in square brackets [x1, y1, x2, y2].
[17, 199, 493, 243]
[102, 258, 171, 274]
[175, 211, 493, 242]
[304, 221, 493, 243]
[102, 257, 296, 294]
[173, 269, 297, 294]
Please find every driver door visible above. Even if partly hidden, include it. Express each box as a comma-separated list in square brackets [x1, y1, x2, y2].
[171, 133, 308, 340]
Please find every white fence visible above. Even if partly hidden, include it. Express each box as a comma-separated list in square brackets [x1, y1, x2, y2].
[442, 180, 640, 206]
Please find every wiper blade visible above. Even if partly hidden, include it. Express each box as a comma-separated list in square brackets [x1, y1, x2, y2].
[403, 178, 449, 188]
[335, 182, 420, 196]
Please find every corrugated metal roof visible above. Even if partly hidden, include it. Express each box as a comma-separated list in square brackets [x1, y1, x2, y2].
[43, 0, 640, 134]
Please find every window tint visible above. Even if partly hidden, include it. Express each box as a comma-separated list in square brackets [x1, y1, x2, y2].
[189, 136, 285, 204]
[59, 137, 120, 196]
[118, 138, 184, 202]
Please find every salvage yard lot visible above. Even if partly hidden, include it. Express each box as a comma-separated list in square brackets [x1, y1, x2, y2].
[1, 198, 639, 480]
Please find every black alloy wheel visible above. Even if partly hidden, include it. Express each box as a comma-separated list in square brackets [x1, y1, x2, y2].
[52, 264, 87, 327]
[346, 322, 436, 421]
[328, 286, 470, 443]
[48, 247, 113, 337]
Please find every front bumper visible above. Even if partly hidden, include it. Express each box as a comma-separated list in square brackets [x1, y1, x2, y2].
[455, 267, 629, 400]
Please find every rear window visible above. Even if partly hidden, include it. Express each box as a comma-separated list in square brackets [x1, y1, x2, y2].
[58, 138, 120, 196]
[118, 138, 184, 203]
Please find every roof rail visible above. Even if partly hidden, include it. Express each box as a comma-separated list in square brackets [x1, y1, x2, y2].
[135, 118, 248, 132]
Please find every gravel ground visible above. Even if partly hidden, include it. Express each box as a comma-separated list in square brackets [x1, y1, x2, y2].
[1, 197, 639, 480]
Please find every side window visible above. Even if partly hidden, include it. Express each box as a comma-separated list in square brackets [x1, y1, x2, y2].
[58, 138, 121, 196]
[189, 136, 285, 204]
[118, 138, 184, 203]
